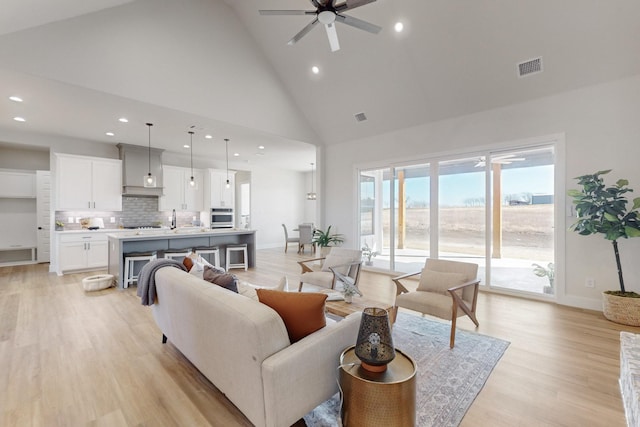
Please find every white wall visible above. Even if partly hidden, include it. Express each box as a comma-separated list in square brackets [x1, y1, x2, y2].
[251, 167, 307, 249]
[323, 74, 640, 310]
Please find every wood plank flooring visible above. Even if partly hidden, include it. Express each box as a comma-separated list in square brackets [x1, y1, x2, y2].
[0, 247, 637, 426]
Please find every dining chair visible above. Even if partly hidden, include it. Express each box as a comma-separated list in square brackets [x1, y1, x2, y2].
[282, 224, 300, 253]
[298, 223, 315, 254]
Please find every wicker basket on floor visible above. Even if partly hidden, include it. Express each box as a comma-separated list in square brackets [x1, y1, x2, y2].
[602, 292, 640, 326]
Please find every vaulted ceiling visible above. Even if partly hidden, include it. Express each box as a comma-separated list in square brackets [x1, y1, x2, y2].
[1, 0, 639, 170]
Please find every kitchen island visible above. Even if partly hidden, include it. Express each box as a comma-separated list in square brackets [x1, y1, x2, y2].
[107, 228, 256, 289]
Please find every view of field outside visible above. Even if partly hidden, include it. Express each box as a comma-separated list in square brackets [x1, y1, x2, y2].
[361, 146, 555, 295]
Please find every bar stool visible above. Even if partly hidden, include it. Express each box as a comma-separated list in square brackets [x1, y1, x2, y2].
[194, 246, 221, 268]
[123, 251, 157, 289]
[226, 244, 248, 271]
[163, 248, 192, 261]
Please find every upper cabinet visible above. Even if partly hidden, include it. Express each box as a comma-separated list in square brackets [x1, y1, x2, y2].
[159, 165, 204, 212]
[55, 154, 122, 211]
[205, 169, 235, 208]
[0, 169, 36, 198]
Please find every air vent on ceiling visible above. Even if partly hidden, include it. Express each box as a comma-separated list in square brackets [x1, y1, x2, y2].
[354, 112, 367, 122]
[517, 57, 543, 77]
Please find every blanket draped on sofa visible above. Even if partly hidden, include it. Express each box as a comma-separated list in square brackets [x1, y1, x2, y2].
[136, 258, 187, 305]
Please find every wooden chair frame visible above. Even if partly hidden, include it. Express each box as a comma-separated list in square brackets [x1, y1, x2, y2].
[391, 270, 480, 348]
[297, 258, 362, 292]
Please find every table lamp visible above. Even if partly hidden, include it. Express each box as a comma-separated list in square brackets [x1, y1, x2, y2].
[355, 307, 395, 372]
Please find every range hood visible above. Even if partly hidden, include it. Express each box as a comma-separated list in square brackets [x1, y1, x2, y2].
[117, 143, 164, 196]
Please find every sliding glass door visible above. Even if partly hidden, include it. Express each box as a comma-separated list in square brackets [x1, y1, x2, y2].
[358, 142, 556, 297]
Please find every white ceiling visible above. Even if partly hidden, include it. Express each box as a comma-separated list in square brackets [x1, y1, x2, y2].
[1, 0, 640, 170]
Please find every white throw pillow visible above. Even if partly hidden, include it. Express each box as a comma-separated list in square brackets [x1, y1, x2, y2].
[189, 256, 224, 279]
[238, 276, 288, 300]
[417, 269, 467, 295]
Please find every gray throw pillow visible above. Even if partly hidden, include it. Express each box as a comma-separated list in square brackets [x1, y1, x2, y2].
[203, 265, 238, 293]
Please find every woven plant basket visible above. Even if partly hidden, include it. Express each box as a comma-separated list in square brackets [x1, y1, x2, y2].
[602, 292, 640, 326]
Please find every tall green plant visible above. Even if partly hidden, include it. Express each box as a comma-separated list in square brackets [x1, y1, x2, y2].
[312, 226, 344, 247]
[568, 170, 640, 293]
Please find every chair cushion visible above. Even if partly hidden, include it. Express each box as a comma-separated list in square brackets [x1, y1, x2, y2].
[417, 269, 466, 294]
[300, 271, 334, 289]
[396, 291, 471, 320]
[203, 265, 238, 293]
[257, 289, 327, 343]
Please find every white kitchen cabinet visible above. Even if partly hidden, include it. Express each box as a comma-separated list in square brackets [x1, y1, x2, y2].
[206, 169, 235, 208]
[57, 232, 108, 273]
[55, 154, 122, 211]
[0, 169, 36, 198]
[159, 165, 204, 211]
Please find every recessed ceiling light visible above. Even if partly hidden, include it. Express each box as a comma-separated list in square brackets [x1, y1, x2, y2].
[9, 96, 23, 102]
[13, 117, 26, 122]
[183, 144, 190, 148]
[256, 152, 265, 156]
[233, 152, 240, 157]
[394, 22, 404, 32]
[311, 66, 320, 74]
[258, 145, 265, 150]
[205, 134, 213, 139]
[118, 117, 129, 123]
[105, 132, 115, 136]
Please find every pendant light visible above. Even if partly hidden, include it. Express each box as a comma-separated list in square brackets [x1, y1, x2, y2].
[143, 122, 157, 188]
[307, 162, 317, 200]
[188, 131, 196, 188]
[224, 138, 230, 189]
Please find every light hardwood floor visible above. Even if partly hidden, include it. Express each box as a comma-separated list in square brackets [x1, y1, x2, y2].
[0, 248, 637, 426]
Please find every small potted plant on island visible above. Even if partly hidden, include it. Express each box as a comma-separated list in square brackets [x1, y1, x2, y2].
[312, 225, 345, 256]
[532, 262, 554, 294]
[55, 220, 65, 231]
[568, 169, 640, 326]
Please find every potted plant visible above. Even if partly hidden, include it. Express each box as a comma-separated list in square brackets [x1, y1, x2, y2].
[532, 262, 554, 294]
[313, 226, 344, 256]
[342, 278, 363, 304]
[568, 169, 640, 325]
[55, 220, 65, 231]
[362, 242, 378, 266]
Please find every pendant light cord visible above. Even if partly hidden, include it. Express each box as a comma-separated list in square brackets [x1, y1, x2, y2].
[225, 138, 230, 183]
[146, 123, 153, 175]
[189, 131, 194, 178]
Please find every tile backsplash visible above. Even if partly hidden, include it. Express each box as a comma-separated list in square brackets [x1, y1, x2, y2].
[55, 195, 201, 229]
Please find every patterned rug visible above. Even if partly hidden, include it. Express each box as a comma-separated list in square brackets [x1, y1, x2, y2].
[304, 312, 510, 427]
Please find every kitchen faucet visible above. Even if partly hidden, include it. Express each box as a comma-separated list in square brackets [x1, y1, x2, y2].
[171, 209, 176, 229]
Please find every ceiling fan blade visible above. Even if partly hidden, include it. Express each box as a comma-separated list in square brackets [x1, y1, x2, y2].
[325, 22, 340, 52]
[288, 19, 320, 46]
[335, 13, 381, 34]
[259, 10, 315, 16]
[335, 0, 377, 12]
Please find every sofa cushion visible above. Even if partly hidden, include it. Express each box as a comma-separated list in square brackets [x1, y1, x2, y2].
[203, 265, 238, 293]
[257, 289, 327, 343]
[417, 269, 467, 294]
[189, 256, 225, 279]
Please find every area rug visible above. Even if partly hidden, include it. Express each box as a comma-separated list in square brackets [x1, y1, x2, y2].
[304, 312, 510, 427]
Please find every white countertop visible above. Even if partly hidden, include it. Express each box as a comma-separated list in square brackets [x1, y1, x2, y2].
[106, 228, 255, 240]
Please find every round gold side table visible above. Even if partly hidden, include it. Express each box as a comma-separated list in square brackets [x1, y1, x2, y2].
[339, 345, 416, 427]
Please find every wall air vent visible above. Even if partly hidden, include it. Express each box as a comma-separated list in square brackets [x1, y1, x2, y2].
[354, 112, 367, 122]
[517, 57, 543, 77]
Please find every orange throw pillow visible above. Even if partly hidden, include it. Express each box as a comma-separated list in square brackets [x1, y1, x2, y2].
[182, 256, 194, 272]
[256, 289, 327, 343]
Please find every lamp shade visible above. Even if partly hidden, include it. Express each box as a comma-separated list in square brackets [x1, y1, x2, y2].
[355, 307, 395, 372]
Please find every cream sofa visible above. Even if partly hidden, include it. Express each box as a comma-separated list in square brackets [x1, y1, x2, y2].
[152, 267, 361, 427]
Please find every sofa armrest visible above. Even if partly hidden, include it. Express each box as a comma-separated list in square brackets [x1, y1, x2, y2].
[261, 311, 362, 427]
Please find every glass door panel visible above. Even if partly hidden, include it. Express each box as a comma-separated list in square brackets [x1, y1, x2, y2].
[393, 164, 430, 273]
[488, 147, 555, 294]
[359, 169, 391, 270]
[438, 157, 486, 281]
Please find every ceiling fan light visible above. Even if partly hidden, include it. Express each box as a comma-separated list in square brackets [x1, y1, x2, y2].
[318, 10, 336, 25]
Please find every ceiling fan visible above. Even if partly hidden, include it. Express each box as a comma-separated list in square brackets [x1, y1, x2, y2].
[475, 154, 526, 168]
[259, 0, 382, 52]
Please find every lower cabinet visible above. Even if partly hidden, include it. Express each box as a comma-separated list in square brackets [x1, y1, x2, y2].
[57, 232, 108, 273]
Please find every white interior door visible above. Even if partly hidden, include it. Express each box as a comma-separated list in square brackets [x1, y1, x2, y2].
[37, 170, 51, 263]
